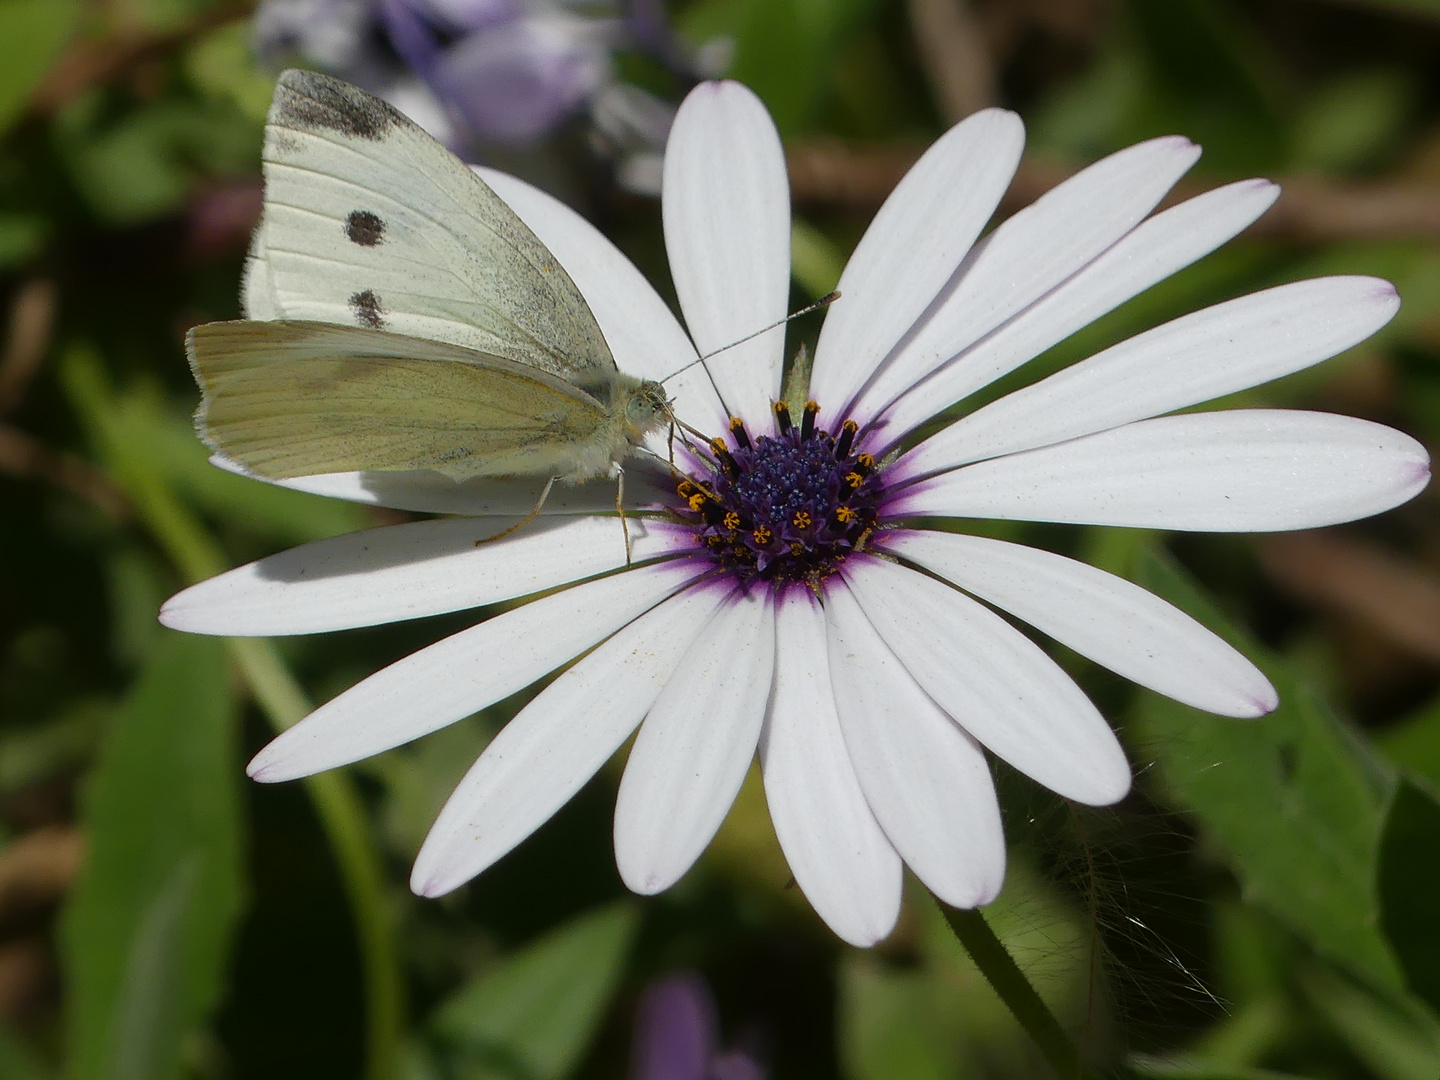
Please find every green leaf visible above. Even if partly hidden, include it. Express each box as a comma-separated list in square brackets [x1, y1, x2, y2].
[105, 382, 369, 546]
[0, 1024, 49, 1080]
[839, 961, 955, 1080]
[1124, 0, 1286, 173]
[0, 700, 105, 795]
[0, 0, 80, 135]
[678, 0, 880, 135]
[1299, 964, 1440, 1080]
[104, 546, 168, 669]
[1037, 0, 1286, 170]
[1380, 694, 1440, 789]
[0, 214, 50, 269]
[791, 218, 846, 299]
[1290, 69, 1415, 173]
[1128, 1055, 1311, 1080]
[365, 716, 496, 856]
[184, 22, 276, 123]
[838, 869, 1092, 1080]
[431, 903, 639, 1080]
[53, 97, 259, 225]
[1377, 777, 1440, 1014]
[59, 632, 245, 1080]
[1129, 546, 1404, 995]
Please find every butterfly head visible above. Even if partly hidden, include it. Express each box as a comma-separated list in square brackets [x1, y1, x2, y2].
[625, 379, 672, 441]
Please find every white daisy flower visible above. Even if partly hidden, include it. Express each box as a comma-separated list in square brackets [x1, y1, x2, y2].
[161, 81, 1429, 947]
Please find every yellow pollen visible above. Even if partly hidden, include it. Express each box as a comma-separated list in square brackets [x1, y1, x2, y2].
[753, 526, 773, 545]
[857, 453, 875, 468]
[723, 511, 741, 529]
[835, 505, 856, 523]
[789, 542, 803, 555]
[677, 480, 695, 497]
[792, 511, 812, 529]
[688, 493, 708, 511]
[846, 472, 863, 488]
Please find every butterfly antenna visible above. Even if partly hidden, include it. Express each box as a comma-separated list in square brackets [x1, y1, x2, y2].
[660, 291, 840, 384]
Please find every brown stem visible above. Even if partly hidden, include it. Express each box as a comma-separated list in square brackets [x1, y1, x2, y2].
[0, 280, 57, 416]
[0, 422, 129, 519]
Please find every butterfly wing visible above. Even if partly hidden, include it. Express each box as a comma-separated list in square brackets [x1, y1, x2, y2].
[189, 320, 622, 482]
[257, 70, 616, 383]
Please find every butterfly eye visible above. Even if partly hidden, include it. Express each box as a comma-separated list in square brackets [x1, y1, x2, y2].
[626, 382, 669, 432]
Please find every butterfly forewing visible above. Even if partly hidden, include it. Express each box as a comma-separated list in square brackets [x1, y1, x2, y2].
[258, 70, 616, 382]
[189, 321, 619, 481]
[242, 219, 281, 321]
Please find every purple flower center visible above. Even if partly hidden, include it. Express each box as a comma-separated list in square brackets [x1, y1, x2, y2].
[675, 401, 885, 587]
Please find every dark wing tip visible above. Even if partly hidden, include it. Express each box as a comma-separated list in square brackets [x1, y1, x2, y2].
[271, 69, 401, 142]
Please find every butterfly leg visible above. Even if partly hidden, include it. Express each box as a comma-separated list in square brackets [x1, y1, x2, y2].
[614, 466, 633, 568]
[473, 476, 555, 547]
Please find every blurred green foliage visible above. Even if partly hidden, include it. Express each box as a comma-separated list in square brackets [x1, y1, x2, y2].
[59, 633, 242, 1080]
[2, 0, 1440, 1078]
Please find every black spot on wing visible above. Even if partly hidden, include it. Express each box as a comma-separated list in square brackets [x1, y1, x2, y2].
[345, 210, 386, 246]
[274, 70, 398, 141]
[349, 290, 385, 329]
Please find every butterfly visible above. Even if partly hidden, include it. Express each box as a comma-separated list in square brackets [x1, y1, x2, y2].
[187, 70, 673, 516]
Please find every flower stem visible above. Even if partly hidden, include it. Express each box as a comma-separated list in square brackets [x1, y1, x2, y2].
[227, 637, 404, 1080]
[939, 902, 1094, 1080]
[61, 347, 404, 1080]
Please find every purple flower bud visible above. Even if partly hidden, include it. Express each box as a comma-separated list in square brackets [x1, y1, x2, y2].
[630, 972, 768, 1080]
[433, 14, 614, 143]
[377, 0, 442, 75]
[710, 1049, 766, 1080]
[631, 972, 716, 1080]
[422, 0, 522, 32]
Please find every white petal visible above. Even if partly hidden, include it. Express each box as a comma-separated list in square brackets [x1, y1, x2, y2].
[905, 277, 1399, 475]
[614, 587, 776, 894]
[663, 81, 790, 424]
[219, 461, 676, 518]
[159, 515, 692, 635]
[759, 590, 902, 946]
[824, 579, 1005, 907]
[877, 179, 1281, 441]
[810, 109, 1025, 415]
[248, 561, 702, 782]
[886, 530, 1276, 717]
[410, 583, 726, 897]
[850, 136, 1201, 423]
[476, 167, 727, 434]
[843, 557, 1131, 805]
[891, 410, 1431, 531]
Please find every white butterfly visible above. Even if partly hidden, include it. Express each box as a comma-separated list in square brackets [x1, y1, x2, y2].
[188, 70, 673, 502]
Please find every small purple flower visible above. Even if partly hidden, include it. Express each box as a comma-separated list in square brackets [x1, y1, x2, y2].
[631, 973, 766, 1080]
[427, 8, 620, 144]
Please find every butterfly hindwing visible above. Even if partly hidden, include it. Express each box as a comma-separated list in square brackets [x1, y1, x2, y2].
[188, 320, 624, 482]
[258, 70, 616, 382]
